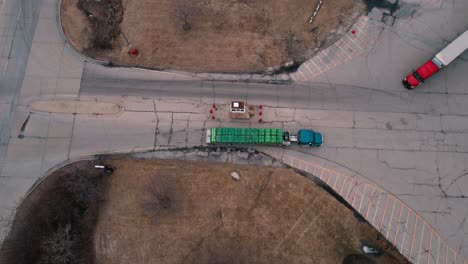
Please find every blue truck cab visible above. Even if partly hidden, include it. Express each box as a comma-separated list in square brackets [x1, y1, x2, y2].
[297, 129, 323, 147]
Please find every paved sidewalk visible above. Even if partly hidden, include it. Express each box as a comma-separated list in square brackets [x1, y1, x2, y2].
[291, 16, 386, 83]
[0, 0, 41, 181]
[0, 0, 85, 238]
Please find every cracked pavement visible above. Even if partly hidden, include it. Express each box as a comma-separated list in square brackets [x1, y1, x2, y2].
[80, 68, 468, 257]
[0, 0, 468, 261]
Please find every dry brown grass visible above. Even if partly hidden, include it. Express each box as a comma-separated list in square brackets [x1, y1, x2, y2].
[61, 0, 364, 73]
[94, 159, 404, 264]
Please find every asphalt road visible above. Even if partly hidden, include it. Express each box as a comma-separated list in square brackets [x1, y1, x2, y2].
[80, 66, 468, 258]
[81, 66, 468, 117]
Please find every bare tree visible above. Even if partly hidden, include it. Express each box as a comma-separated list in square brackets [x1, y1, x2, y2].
[1, 162, 107, 264]
[62, 170, 106, 209]
[173, 0, 201, 31]
[39, 224, 78, 264]
[143, 175, 173, 218]
[77, 0, 124, 50]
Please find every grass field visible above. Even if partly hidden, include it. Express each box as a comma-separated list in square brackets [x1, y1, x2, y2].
[61, 0, 364, 73]
[94, 158, 404, 263]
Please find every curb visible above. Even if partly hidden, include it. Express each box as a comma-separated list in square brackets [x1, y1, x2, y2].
[56, 0, 293, 84]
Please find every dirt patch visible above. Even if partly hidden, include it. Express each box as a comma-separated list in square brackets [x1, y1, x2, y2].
[61, 0, 365, 73]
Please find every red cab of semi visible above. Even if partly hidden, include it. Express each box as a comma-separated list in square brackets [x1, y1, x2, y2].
[402, 59, 440, 89]
[402, 29, 468, 89]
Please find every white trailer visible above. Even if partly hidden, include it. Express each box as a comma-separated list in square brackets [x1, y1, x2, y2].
[432, 29, 468, 68]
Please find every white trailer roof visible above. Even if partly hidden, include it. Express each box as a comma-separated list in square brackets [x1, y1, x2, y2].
[435, 29, 468, 66]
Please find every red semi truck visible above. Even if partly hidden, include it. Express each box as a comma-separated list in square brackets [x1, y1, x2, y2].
[402, 29, 468, 89]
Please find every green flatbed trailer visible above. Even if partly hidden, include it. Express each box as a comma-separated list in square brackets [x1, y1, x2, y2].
[206, 127, 323, 147]
[206, 127, 288, 145]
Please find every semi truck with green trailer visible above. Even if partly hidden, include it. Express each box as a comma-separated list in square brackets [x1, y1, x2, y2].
[205, 127, 323, 147]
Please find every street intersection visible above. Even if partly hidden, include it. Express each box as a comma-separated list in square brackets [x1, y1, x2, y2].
[0, 0, 467, 262]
